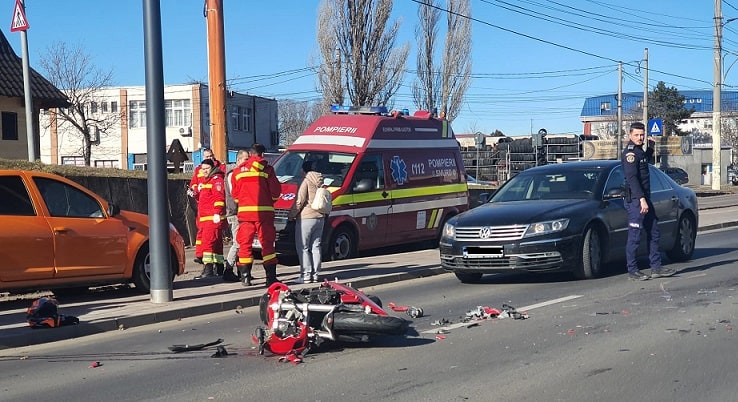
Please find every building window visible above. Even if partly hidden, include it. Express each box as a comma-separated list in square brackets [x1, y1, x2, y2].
[90, 102, 98, 114]
[242, 107, 251, 132]
[111, 101, 118, 113]
[101, 101, 108, 113]
[1, 111, 18, 140]
[129, 100, 147, 128]
[636, 101, 643, 109]
[231, 105, 240, 130]
[600, 102, 611, 111]
[165, 99, 191, 127]
[204, 102, 210, 130]
[61, 156, 85, 166]
[94, 160, 120, 168]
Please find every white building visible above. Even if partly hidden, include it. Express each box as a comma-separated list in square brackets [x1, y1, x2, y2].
[39, 83, 278, 169]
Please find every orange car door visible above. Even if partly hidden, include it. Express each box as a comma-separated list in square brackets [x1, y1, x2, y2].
[33, 177, 129, 278]
[0, 175, 55, 282]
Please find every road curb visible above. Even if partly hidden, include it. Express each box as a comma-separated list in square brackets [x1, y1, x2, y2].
[697, 221, 738, 232]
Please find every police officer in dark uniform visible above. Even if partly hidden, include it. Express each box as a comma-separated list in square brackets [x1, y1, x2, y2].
[622, 122, 676, 280]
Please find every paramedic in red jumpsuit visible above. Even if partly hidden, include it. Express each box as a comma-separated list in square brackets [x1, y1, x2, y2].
[188, 148, 225, 265]
[193, 158, 226, 279]
[231, 144, 282, 287]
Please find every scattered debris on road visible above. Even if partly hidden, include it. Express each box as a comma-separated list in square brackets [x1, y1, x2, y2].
[211, 345, 231, 358]
[168, 338, 224, 353]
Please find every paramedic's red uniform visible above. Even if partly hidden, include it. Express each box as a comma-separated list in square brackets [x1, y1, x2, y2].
[197, 170, 226, 264]
[231, 155, 281, 266]
[189, 159, 225, 257]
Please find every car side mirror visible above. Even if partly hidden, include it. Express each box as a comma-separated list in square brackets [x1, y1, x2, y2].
[478, 192, 490, 205]
[602, 187, 624, 200]
[107, 203, 120, 217]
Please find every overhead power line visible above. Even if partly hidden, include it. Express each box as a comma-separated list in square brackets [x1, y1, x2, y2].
[411, 0, 714, 87]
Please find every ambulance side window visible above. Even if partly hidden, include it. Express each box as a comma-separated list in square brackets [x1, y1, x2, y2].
[352, 154, 384, 193]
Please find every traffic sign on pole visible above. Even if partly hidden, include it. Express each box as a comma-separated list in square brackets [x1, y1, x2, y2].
[10, 0, 29, 32]
[647, 118, 663, 136]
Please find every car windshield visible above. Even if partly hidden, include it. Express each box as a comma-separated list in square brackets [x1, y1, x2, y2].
[273, 151, 356, 187]
[491, 168, 603, 202]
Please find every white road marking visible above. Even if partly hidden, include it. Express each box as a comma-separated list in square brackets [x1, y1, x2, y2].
[421, 294, 583, 334]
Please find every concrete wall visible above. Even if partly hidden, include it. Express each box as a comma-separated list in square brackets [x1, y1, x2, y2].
[65, 176, 197, 247]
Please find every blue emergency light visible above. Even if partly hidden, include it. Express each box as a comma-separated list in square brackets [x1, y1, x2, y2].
[330, 105, 388, 115]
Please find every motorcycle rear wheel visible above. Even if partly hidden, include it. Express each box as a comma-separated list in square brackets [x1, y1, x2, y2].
[331, 312, 409, 336]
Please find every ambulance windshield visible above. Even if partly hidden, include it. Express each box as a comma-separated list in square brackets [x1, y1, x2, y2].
[273, 151, 356, 187]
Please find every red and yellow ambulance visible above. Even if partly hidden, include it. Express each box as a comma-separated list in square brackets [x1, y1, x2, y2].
[272, 106, 469, 260]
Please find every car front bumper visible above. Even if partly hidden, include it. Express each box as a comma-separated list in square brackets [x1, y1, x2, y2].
[439, 234, 580, 274]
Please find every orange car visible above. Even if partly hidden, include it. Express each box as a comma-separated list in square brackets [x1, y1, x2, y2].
[0, 169, 185, 295]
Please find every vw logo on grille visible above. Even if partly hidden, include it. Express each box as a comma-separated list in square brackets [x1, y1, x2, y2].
[478, 226, 493, 239]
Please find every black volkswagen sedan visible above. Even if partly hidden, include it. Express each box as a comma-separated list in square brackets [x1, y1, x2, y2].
[440, 160, 698, 282]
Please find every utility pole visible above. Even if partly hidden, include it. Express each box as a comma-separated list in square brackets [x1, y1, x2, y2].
[713, 0, 723, 190]
[617, 61, 623, 158]
[204, 0, 227, 162]
[643, 48, 649, 126]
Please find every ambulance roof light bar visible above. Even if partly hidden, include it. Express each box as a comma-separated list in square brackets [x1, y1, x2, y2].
[331, 105, 388, 115]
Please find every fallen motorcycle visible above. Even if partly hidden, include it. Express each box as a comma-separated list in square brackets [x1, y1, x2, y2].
[254, 280, 410, 356]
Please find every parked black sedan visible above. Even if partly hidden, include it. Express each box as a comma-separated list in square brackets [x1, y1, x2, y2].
[440, 160, 698, 282]
[659, 166, 689, 185]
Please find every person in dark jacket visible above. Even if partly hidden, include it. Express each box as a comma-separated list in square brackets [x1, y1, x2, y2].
[621, 122, 676, 281]
[222, 149, 249, 282]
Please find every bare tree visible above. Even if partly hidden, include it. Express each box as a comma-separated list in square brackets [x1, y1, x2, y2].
[721, 117, 738, 164]
[413, 0, 471, 122]
[316, 0, 409, 108]
[279, 99, 323, 147]
[38, 42, 118, 166]
[315, 2, 345, 113]
[412, 0, 441, 114]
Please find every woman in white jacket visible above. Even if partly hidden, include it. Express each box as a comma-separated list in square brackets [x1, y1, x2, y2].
[288, 161, 326, 283]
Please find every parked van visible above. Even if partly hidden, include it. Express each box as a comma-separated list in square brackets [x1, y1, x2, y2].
[272, 106, 469, 260]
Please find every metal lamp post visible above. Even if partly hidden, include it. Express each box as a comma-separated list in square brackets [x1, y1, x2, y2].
[475, 131, 484, 180]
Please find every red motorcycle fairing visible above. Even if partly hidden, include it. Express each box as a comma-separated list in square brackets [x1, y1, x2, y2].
[260, 282, 311, 355]
[264, 320, 310, 355]
[325, 281, 386, 315]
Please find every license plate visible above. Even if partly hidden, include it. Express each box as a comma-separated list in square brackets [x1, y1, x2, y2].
[463, 246, 504, 259]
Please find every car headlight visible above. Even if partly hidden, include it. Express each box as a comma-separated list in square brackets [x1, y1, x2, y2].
[523, 218, 569, 238]
[441, 222, 456, 239]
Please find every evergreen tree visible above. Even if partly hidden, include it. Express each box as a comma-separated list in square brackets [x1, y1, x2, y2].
[648, 81, 694, 136]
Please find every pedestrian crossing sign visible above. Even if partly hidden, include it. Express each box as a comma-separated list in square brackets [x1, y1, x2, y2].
[10, 0, 29, 32]
[647, 119, 663, 136]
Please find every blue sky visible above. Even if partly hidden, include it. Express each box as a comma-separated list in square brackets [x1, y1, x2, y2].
[3, 0, 732, 136]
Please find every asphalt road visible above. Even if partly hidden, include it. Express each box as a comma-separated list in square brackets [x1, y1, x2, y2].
[0, 227, 736, 402]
